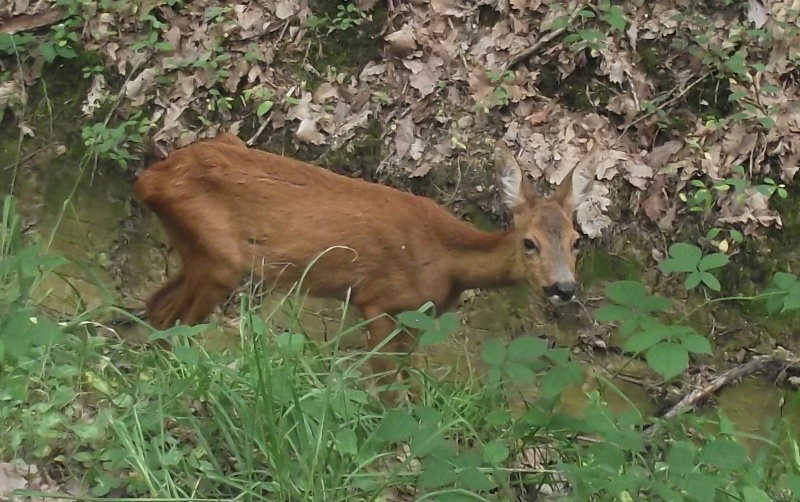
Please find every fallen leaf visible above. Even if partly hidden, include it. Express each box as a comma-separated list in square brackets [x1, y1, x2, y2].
[747, 0, 768, 28]
[395, 115, 415, 159]
[386, 24, 417, 57]
[295, 118, 325, 145]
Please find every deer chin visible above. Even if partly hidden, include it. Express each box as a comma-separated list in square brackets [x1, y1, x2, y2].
[547, 295, 573, 308]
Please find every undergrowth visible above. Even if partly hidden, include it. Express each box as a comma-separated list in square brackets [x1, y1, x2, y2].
[3, 194, 800, 501]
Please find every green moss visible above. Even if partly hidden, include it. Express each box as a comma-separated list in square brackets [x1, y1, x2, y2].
[685, 75, 732, 120]
[578, 249, 641, 290]
[536, 55, 614, 112]
[306, 0, 387, 75]
[317, 118, 383, 176]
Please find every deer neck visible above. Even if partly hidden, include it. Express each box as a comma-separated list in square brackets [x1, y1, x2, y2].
[444, 224, 524, 291]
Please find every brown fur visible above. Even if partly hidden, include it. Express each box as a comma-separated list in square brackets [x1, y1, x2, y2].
[134, 132, 596, 402]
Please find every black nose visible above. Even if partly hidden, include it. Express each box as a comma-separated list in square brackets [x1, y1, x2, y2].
[543, 282, 577, 301]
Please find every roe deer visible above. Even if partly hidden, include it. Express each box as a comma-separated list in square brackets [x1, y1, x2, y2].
[134, 132, 597, 401]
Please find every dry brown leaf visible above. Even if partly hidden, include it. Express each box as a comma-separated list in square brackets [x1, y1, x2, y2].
[295, 118, 325, 144]
[386, 24, 417, 57]
[747, 0, 768, 28]
[0, 461, 28, 496]
[395, 115, 415, 159]
[642, 175, 668, 223]
[275, 0, 297, 20]
[82, 74, 108, 116]
[646, 140, 683, 170]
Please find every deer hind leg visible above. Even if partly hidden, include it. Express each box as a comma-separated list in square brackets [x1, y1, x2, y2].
[361, 308, 421, 404]
[145, 270, 186, 328]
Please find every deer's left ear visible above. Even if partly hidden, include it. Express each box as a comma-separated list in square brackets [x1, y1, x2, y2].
[494, 140, 538, 212]
[553, 143, 600, 214]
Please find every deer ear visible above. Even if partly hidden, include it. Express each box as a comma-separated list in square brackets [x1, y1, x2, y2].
[494, 141, 537, 211]
[552, 143, 600, 213]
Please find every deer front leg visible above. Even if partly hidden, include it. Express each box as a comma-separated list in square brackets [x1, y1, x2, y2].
[362, 311, 421, 405]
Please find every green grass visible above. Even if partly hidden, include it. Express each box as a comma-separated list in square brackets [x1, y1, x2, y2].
[4, 193, 800, 501]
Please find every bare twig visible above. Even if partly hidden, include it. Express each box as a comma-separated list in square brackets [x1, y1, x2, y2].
[644, 352, 798, 437]
[0, 9, 68, 35]
[618, 72, 711, 140]
[247, 115, 273, 146]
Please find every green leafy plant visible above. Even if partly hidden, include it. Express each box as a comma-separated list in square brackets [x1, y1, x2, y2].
[81, 112, 154, 169]
[308, 3, 368, 33]
[595, 281, 712, 380]
[659, 242, 730, 292]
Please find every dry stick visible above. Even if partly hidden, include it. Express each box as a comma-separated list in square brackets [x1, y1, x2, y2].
[643, 354, 794, 438]
[0, 9, 68, 35]
[503, 4, 585, 72]
[617, 72, 711, 140]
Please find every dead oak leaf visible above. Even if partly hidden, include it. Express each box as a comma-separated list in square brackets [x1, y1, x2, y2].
[404, 58, 442, 98]
[295, 118, 325, 144]
[395, 115, 415, 159]
[275, 0, 298, 20]
[623, 157, 654, 190]
[646, 140, 682, 170]
[386, 24, 417, 57]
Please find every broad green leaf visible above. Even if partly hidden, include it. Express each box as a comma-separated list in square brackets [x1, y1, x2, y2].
[485, 410, 510, 427]
[728, 90, 748, 102]
[666, 441, 696, 475]
[623, 330, 664, 353]
[701, 272, 721, 291]
[698, 438, 748, 471]
[681, 333, 712, 354]
[605, 281, 647, 308]
[660, 256, 697, 273]
[741, 486, 772, 502]
[38, 42, 56, 63]
[773, 271, 798, 291]
[334, 429, 358, 456]
[507, 336, 548, 362]
[481, 339, 507, 366]
[504, 362, 536, 383]
[439, 312, 460, 335]
[551, 15, 571, 30]
[681, 473, 721, 501]
[276, 332, 306, 357]
[662, 243, 703, 272]
[639, 295, 672, 313]
[646, 342, 689, 380]
[698, 252, 729, 271]
[618, 318, 641, 338]
[375, 409, 418, 443]
[396, 310, 435, 330]
[764, 289, 784, 314]
[540, 364, 584, 399]
[684, 272, 702, 290]
[785, 474, 800, 497]
[173, 346, 200, 365]
[784, 292, 800, 312]
[257, 100, 274, 116]
[458, 467, 496, 492]
[418, 328, 449, 347]
[418, 456, 457, 489]
[483, 440, 510, 464]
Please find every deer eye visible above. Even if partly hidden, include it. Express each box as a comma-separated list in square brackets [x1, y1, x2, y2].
[523, 238, 539, 253]
[572, 239, 581, 251]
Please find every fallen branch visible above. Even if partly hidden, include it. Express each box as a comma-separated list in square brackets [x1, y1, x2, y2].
[644, 351, 799, 437]
[0, 10, 69, 35]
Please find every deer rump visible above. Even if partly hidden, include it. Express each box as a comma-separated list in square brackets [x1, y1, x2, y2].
[135, 133, 464, 330]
